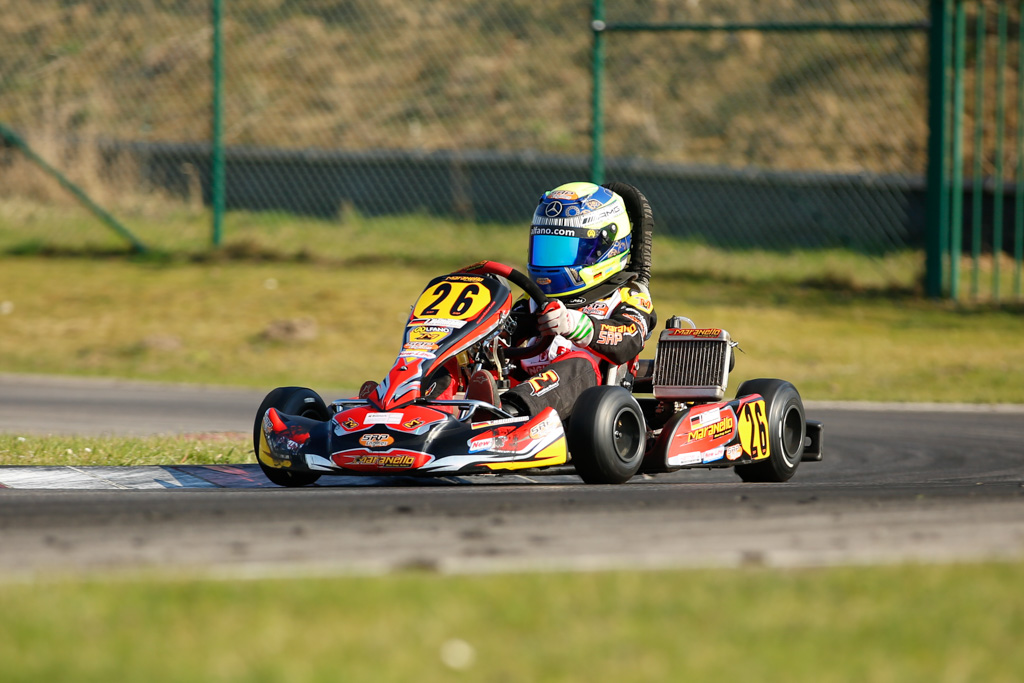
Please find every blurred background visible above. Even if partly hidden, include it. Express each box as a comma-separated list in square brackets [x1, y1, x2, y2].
[1, 0, 1023, 397]
[2, 0, 934, 250]
[4, 0, 1023, 296]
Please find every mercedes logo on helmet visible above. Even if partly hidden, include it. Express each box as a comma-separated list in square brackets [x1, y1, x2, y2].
[545, 201, 562, 218]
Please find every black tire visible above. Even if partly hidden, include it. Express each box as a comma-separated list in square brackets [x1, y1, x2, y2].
[568, 386, 647, 484]
[253, 386, 328, 487]
[733, 379, 805, 483]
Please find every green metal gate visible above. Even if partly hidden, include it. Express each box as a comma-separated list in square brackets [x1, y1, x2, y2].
[927, 0, 1024, 301]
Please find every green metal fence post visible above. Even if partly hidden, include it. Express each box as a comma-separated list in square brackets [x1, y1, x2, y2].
[950, 0, 967, 300]
[590, 0, 606, 186]
[926, 0, 952, 298]
[211, 0, 225, 248]
[971, 1, 986, 299]
[993, 2, 1008, 301]
[1017, 0, 1024, 299]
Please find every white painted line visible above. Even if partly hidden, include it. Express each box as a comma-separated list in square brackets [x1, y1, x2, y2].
[0, 467, 115, 490]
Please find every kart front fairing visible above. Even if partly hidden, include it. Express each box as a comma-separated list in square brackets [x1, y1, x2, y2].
[258, 266, 569, 477]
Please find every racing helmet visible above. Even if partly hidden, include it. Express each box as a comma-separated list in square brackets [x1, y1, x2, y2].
[527, 182, 632, 297]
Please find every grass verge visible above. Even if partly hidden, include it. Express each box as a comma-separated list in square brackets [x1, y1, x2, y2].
[0, 563, 1021, 682]
[0, 433, 248, 467]
[2, 203, 1023, 402]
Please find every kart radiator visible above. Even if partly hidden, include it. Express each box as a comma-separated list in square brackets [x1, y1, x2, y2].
[652, 324, 733, 401]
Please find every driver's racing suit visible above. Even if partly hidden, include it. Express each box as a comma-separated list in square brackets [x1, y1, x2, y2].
[500, 283, 656, 419]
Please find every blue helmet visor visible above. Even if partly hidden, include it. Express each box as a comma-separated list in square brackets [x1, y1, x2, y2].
[529, 232, 606, 268]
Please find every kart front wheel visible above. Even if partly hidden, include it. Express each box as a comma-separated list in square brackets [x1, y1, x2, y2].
[253, 386, 328, 487]
[733, 378, 806, 483]
[568, 386, 646, 484]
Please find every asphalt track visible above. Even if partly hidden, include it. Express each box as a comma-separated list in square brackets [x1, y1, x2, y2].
[1, 373, 1023, 579]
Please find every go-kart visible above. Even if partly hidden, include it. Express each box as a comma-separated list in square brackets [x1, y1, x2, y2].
[254, 260, 823, 486]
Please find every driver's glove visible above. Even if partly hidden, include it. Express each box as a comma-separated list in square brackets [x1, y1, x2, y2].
[537, 300, 594, 346]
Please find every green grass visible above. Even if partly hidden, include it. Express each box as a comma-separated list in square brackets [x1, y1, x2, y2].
[2, 205, 1023, 402]
[0, 433, 247, 467]
[2, 206, 1021, 682]
[0, 563, 1021, 682]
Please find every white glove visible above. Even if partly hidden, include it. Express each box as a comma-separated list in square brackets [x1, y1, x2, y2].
[537, 300, 594, 346]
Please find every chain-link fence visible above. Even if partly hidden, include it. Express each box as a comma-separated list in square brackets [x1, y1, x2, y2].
[0, 1, 938, 259]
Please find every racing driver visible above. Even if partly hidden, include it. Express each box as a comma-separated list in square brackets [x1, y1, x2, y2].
[483, 181, 657, 419]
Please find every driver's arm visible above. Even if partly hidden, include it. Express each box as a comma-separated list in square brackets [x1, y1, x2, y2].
[587, 299, 656, 365]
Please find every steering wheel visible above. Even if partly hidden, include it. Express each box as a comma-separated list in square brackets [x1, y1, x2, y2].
[457, 261, 551, 360]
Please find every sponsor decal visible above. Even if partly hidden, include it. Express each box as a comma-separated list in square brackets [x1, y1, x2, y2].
[332, 449, 433, 470]
[524, 369, 560, 397]
[581, 302, 610, 317]
[408, 326, 451, 343]
[702, 446, 726, 463]
[623, 289, 653, 312]
[408, 318, 466, 328]
[668, 328, 722, 338]
[622, 313, 649, 338]
[402, 418, 424, 429]
[536, 278, 552, 286]
[726, 444, 744, 461]
[359, 433, 395, 448]
[583, 198, 602, 210]
[668, 451, 703, 467]
[529, 416, 557, 440]
[403, 342, 439, 351]
[595, 323, 639, 346]
[470, 417, 529, 429]
[348, 454, 416, 468]
[548, 189, 579, 201]
[400, 349, 436, 360]
[340, 417, 360, 431]
[690, 407, 722, 428]
[532, 204, 623, 228]
[444, 275, 484, 283]
[687, 415, 735, 444]
[531, 226, 579, 236]
[467, 435, 494, 453]
[365, 412, 403, 425]
[545, 201, 564, 217]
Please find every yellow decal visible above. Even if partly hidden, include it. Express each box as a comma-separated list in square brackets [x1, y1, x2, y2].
[258, 430, 287, 469]
[485, 440, 567, 470]
[687, 415, 735, 443]
[413, 281, 490, 321]
[408, 326, 450, 343]
[738, 399, 771, 460]
[621, 288, 654, 313]
[524, 370, 559, 396]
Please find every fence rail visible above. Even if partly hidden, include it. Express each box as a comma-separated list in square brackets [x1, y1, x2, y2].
[2, 0, 1022, 300]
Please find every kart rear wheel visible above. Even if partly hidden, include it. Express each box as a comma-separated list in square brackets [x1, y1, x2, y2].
[733, 379, 805, 483]
[568, 386, 646, 484]
[253, 386, 328, 487]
